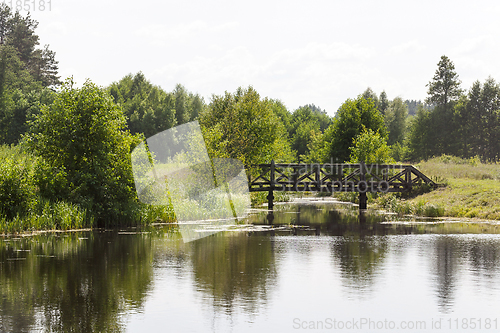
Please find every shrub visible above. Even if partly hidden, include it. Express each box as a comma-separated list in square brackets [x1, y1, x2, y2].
[24, 79, 141, 226]
[0, 146, 36, 219]
[0, 145, 91, 233]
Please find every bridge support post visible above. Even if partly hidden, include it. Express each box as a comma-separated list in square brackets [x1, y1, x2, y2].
[268, 159, 275, 212]
[359, 192, 367, 210]
[267, 191, 274, 211]
[359, 161, 367, 211]
[267, 160, 275, 224]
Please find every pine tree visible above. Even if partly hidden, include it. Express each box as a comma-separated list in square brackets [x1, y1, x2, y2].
[425, 55, 463, 156]
[426, 55, 463, 107]
[379, 91, 389, 115]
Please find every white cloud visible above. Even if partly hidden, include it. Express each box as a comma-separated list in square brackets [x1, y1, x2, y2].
[387, 40, 426, 55]
[26, 0, 500, 115]
[147, 42, 382, 114]
[134, 21, 240, 47]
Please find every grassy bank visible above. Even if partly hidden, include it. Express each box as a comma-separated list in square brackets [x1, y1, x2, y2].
[0, 145, 175, 234]
[0, 145, 90, 233]
[373, 155, 500, 219]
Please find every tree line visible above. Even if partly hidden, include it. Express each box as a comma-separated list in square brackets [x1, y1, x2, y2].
[2, 6, 500, 228]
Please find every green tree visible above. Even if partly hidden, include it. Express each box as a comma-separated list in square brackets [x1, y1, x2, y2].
[0, 44, 49, 144]
[3, 88, 55, 144]
[4, 10, 39, 64]
[108, 73, 204, 138]
[29, 45, 60, 87]
[348, 128, 394, 164]
[426, 55, 463, 107]
[189, 93, 204, 120]
[0, 5, 60, 143]
[108, 72, 177, 137]
[457, 77, 500, 160]
[289, 106, 321, 160]
[273, 103, 332, 161]
[301, 130, 325, 163]
[321, 96, 387, 163]
[406, 104, 431, 160]
[0, 5, 60, 87]
[404, 99, 425, 116]
[379, 91, 389, 115]
[199, 86, 294, 166]
[362, 87, 379, 109]
[174, 83, 189, 124]
[0, 3, 12, 45]
[479, 77, 500, 160]
[24, 78, 140, 226]
[465, 80, 483, 157]
[425, 55, 463, 155]
[385, 97, 408, 145]
[301, 103, 332, 131]
[270, 99, 292, 133]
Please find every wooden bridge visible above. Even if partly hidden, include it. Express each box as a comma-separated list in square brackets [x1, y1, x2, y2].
[247, 161, 438, 211]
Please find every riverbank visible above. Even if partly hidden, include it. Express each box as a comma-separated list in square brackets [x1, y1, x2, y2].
[0, 145, 177, 235]
[3, 148, 499, 234]
[373, 155, 500, 219]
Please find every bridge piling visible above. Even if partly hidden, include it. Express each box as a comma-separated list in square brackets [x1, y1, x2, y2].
[267, 191, 274, 212]
[359, 161, 367, 210]
[359, 192, 367, 210]
[268, 159, 275, 212]
[267, 160, 275, 223]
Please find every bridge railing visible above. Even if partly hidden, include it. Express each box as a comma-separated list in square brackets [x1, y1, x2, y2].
[249, 162, 437, 192]
[247, 161, 437, 204]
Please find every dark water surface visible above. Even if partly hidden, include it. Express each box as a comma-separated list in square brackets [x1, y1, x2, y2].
[1, 200, 500, 332]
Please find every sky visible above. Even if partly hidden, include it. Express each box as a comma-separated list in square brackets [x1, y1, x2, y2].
[22, 0, 500, 115]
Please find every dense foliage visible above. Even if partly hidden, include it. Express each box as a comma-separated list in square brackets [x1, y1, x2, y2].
[316, 96, 387, 163]
[406, 56, 500, 161]
[108, 72, 204, 137]
[199, 86, 294, 166]
[349, 128, 394, 164]
[0, 4, 59, 145]
[24, 79, 140, 226]
[0, 145, 88, 232]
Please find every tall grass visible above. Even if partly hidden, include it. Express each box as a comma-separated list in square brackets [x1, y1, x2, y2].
[137, 203, 175, 224]
[376, 194, 445, 217]
[0, 145, 92, 234]
[377, 155, 500, 219]
[417, 155, 499, 181]
[0, 199, 91, 233]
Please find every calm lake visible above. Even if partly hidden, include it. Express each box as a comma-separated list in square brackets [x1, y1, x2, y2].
[1, 199, 500, 332]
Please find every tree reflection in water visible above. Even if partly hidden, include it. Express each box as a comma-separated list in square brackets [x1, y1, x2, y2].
[2, 211, 500, 332]
[432, 235, 500, 313]
[433, 236, 459, 313]
[468, 237, 500, 284]
[189, 232, 277, 315]
[249, 201, 500, 311]
[0, 231, 154, 332]
[331, 235, 389, 297]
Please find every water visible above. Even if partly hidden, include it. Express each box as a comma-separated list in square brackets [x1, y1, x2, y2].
[1, 200, 500, 332]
